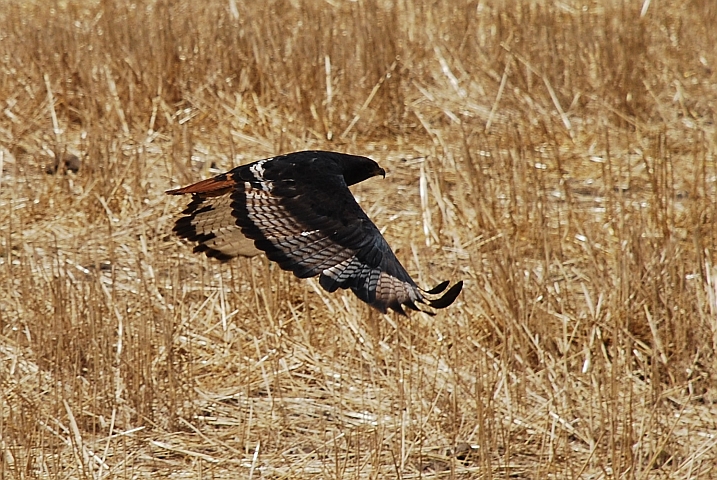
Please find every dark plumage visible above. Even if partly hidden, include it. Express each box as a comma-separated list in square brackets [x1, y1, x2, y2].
[167, 150, 462, 314]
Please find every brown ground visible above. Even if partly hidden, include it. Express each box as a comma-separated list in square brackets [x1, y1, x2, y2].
[2, 0, 717, 478]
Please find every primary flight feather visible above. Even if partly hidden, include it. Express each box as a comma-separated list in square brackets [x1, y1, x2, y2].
[167, 150, 463, 315]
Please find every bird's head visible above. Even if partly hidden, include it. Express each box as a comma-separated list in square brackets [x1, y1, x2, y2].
[332, 152, 386, 186]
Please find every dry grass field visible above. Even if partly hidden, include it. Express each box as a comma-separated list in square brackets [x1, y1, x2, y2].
[2, 0, 717, 478]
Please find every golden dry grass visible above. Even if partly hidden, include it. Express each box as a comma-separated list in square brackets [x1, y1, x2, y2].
[2, 0, 717, 478]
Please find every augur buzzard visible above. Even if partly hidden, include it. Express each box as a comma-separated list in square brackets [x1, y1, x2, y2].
[167, 150, 463, 315]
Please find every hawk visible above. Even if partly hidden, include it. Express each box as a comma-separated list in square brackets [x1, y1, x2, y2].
[167, 150, 463, 315]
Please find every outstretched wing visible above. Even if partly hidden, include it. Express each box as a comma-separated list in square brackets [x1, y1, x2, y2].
[168, 153, 462, 314]
[170, 175, 261, 260]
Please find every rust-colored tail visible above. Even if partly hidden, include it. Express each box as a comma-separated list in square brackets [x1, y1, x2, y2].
[166, 174, 236, 197]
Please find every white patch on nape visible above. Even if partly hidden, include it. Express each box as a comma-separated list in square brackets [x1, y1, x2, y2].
[301, 229, 320, 237]
[249, 159, 272, 192]
[250, 159, 267, 179]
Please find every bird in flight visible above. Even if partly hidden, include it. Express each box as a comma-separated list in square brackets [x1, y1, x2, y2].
[167, 150, 463, 315]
